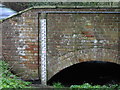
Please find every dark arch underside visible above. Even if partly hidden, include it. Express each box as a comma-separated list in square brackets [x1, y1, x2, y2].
[47, 61, 120, 86]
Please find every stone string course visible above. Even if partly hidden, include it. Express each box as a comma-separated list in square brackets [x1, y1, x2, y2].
[1, 7, 120, 80]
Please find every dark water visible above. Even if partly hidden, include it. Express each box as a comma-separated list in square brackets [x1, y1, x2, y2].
[47, 61, 120, 86]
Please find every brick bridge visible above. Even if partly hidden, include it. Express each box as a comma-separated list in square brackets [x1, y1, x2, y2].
[1, 6, 119, 83]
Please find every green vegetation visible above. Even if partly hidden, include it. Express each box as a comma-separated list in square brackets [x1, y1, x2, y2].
[53, 82, 120, 89]
[53, 82, 65, 88]
[70, 83, 108, 89]
[0, 60, 32, 89]
[1, 60, 120, 89]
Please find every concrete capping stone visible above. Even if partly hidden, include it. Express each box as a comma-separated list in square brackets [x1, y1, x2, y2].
[75, 5, 119, 8]
[33, 6, 57, 9]
[56, 6, 76, 8]
[1, 5, 119, 22]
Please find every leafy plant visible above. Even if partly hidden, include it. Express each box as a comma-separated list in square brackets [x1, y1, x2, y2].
[70, 83, 109, 89]
[53, 82, 65, 88]
[0, 60, 32, 89]
[52, 82, 120, 89]
[70, 83, 120, 89]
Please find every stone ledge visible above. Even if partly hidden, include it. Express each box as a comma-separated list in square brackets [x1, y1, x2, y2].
[1, 5, 119, 22]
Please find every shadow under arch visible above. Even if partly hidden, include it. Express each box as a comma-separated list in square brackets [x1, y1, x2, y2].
[47, 61, 120, 86]
[47, 48, 119, 80]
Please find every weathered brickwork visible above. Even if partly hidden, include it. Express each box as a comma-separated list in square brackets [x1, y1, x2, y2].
[2, 9, 39, 80]
[1, 7, 119, 80]
[46, 12, 119, 80]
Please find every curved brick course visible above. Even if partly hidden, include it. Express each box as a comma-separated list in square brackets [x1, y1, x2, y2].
[47, 48, 119, 80]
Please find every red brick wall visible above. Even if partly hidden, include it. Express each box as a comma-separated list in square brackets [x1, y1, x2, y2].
[2, 9, 39, 80]
[1, 7, 119, 80]
[46, 11, 119, 80]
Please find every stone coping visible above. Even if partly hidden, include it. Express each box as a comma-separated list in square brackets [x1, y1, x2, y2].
[1, 5, 119, 22]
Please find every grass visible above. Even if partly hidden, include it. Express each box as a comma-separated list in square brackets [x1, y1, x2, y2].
[53, 82, 120, 89]
[53, 82, 65, 88]
[0, 60, 32, 89]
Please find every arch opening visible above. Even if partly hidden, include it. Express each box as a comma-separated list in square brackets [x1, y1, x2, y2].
[47, 61, 120, 86]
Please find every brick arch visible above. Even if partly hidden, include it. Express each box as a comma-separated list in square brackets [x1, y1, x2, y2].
[47, 48, 119, 80]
